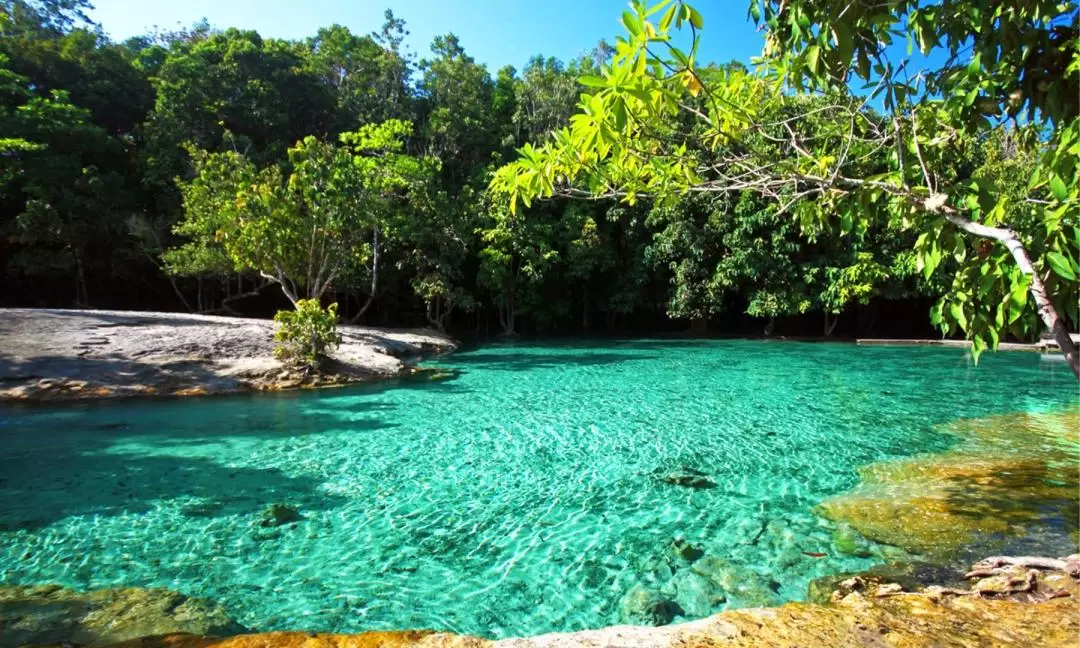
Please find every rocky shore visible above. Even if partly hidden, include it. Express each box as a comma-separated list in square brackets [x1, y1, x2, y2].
[4, 556, 1077, 647]
[0, 309, 457, 402]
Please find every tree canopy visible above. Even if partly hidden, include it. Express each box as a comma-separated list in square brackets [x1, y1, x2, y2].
[1, 0, 1074, 362]
[491, 0, 1078, 375]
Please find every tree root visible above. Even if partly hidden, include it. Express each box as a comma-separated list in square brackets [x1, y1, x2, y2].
[965, 555, 1080, 579]
[839, 555, 1078, 605]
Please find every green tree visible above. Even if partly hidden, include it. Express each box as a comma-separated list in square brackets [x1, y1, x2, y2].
[418, 34, 496, 188]
[167, 120, 434, 310]
[492, 0, 1079, 376]
[306, 23, 412, 130]
[512, 56, 581, 144]
[477, 197, 559, 336]
[0, 53, 137, 305]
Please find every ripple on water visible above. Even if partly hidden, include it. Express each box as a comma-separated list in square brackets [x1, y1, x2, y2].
[0, 340, 1076, 638]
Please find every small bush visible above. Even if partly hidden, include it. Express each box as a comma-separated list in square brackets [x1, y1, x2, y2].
[273, 299, 341, 370]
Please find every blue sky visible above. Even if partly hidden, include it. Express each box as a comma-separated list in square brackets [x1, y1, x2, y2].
[88, 0, 770, 71]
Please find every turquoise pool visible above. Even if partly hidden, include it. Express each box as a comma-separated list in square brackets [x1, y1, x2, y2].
[0, 340, 1076, 638]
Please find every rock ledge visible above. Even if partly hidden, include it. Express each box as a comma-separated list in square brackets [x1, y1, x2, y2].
[0, 308, 458, 402]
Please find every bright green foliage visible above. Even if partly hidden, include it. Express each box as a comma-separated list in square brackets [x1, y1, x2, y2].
[419, 34, 496, 187]
[477, 197, 560, 335]
[6, 0, 1064, 345]
[167, 120, 436, 307]
[273, 299, 341, 369]
[752, 0, 1077, 125]
[646, 191, 921, 326]
[492, 0, 1078, 371]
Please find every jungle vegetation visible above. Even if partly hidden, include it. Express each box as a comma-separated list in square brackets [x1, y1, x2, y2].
[2, 0, 1075, 366]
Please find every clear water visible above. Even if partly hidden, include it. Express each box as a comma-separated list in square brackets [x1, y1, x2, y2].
[0, 340, 1076, 638]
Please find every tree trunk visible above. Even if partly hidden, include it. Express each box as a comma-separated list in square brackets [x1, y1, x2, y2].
[73, 252, 89, 308]
[349, 226, 380, 324]
[582, 285, 590, 331]
[824, 312, 839, 337]
[764, 317, 776, 337]
[426, 297, 446, 332]
[938, 207, 1079, 378]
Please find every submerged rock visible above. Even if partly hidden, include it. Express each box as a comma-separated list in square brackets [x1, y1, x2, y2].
[690, 556, 781, 608]
[94, 560, 1080, 647]
[260, 503, 303, 527]
[831, 522, 874, 557]
[661, 570, 722, 618]
[0, 584, 246, 647]
[818, 408, 1080, 560]
[619, 584, 684, 626]
[660, 467, 717, 489]
[669, 537, 704, 562]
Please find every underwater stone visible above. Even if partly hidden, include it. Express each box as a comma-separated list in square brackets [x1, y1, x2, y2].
[664, 570, 719, 618]
[669, 537, 704, 562]
[619, 584, 684, 626]
[660, 467, 717, 489]
[832, 522, 874, 557]
[261, 503, 303, 527]
[0, 584, 246, 647]
[818, 408, 1080, 560]
[690, 556, 781, 608]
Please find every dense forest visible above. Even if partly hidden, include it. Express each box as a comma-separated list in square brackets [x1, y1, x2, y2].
[0, 0, 1070, 343]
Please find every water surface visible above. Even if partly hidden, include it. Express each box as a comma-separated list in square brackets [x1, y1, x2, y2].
[0, 340, 1075, 637]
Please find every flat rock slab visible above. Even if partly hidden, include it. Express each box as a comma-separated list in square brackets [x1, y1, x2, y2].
[0, 308, 457, 402]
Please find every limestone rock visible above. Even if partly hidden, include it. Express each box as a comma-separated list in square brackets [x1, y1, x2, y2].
[818, 408, 1080, 560]
[0, 584, 246, 647]
[619, 584, 684, 626]
[809, 561, 967, 604]
[690, 556, 781, 608]
[95, 577, 1080, 648]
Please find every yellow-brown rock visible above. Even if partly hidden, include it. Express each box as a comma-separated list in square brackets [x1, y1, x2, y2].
[817, 407, 1080, 558]
[0, 584, 246, 647]
[98, 630, 487, 648]
[90, 578, 1080, 648]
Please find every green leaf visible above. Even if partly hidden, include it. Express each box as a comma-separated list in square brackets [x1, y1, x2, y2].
[687, 6, 704, 29]
[748, 1, 761, 23]
[949, 301, 968, 332]
[806, 45, 821, 75]
[660, 3, 678, 31]
[1047, 251, 1077, 280]
[579, 75, 607, 87]
[1049, 175, 1069, 201]
[645, 0, 674, 17]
